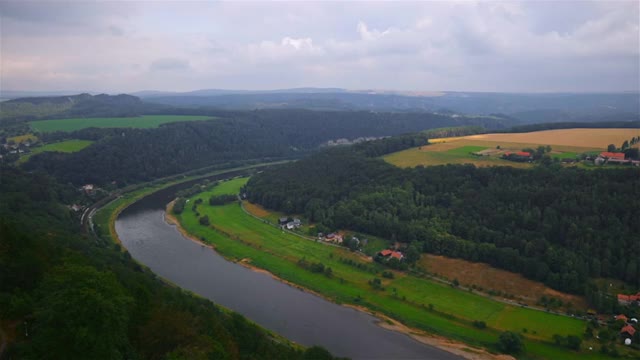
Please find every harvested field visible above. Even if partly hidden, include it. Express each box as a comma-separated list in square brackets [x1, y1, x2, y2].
[382, 128, 626, 168]
[420, 255, 588, 311]
[465, 128, 639, 148]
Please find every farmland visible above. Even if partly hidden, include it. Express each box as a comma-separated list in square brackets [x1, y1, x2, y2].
[18, 139, 93, 163]
[419, 255, 588, 311]
[30, 114, 215, 132]
[464, 128, 640, 148]
[174, 178, 612, 359]
[383, 128, 638, 168]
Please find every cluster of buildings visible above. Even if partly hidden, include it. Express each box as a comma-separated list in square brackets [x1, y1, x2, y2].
[615, 314, 638, 345]
[279, 217, 302, 230]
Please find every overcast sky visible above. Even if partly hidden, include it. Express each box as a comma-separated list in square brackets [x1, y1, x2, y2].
[1, 1, 639, 93]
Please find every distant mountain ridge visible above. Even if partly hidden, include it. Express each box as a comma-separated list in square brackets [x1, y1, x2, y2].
[137, 88, 640, 123]
[0, 93, 154, 125]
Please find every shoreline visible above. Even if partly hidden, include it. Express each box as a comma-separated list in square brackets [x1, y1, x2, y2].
[165, 201, 509, 360]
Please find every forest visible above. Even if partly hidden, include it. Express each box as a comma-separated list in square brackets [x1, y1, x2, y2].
[245, 139, 640, 296]
[22, 109, 508, 185]
[0, 165, 344, 360]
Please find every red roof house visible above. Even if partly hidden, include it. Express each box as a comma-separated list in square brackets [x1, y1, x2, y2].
[600, 152, 625, 159]
[617, 292, 640, 305]
[621, 325, 636, 337]
[516, 151, 531, 157]
[379, 249, 393, 256]
[616, 314, 629, 322]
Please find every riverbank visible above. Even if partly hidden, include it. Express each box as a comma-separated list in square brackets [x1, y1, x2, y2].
[166, 200, 508, 360]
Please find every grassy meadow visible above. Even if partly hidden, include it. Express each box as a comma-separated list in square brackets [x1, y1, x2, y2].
[30, 115, 215, 132]
[18, 139, 93, 163]
[174, 178, 613, 359]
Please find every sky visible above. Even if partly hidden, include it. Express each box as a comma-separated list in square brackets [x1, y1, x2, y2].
[1, 0, 639, 93]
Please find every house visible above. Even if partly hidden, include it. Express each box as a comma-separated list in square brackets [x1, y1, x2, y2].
[293, 218, 301, 227]
[378, 249, 404, 261]
[516, 151, 531, 157]
[617, 292, 640, 306]
[286, 222, 295, 230]
[325, 233, 343, 244]
[600, 152, 625, 160]
[620, 325, 636, 338]
[615, 314, 629, 322]
[279, 217, 289, 225]
[70, 204, 83, 212]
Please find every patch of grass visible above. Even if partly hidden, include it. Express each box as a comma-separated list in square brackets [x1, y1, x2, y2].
[30, 115, 215, 132]
[446, 146, 488, 155]
[18, 139, 93, 163]
[176, 179, 598, 359]
[551, 152, 578, 160]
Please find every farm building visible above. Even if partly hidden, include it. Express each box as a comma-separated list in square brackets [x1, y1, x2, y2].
[616, 314, 629, 322]
[325, 233, 343, 244]
[620, 325, 636, 338]
[617, 292, 640, 306]
[279, 217, 289, 225]
[599, 152, 626, 159]
[378, 249, 404, 261]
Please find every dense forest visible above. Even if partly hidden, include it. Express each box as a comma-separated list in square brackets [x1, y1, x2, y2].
[22, 109, 510, 185]
[245, 140, 640, 295]
[0, 165, 343, 360]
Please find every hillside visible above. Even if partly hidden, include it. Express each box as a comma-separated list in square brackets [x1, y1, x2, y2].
[141, 89, 640, 123]
[245, 136, 640, 298]
[0, 93, 157, 125]
[0, 166, 343, 359]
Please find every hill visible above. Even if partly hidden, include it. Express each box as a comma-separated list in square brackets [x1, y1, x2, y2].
[0, 166, 342, 359]
[140, 89, 640, 123]
[244, 136, 640, 297]
[0, 93, 157, 125]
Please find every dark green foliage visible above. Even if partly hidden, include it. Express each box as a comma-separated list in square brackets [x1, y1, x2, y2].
[199, 215, 210, 226]
[553, 334, 582, 350]
[31, 265, 133, 359]
[209, 194, 237, 206]
[497, 331, 524, 354]
[0, 166, 341, 360]
[173, 198, 186, 214]
[23, 109, 510, 186]
[381, 271, 395, 279]
[473, 320, 487, 329]
[246, 143, 640, 294]
[369, 277, 384, 290]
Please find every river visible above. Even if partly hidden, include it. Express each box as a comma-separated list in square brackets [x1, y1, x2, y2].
[115, 179, 462, 360]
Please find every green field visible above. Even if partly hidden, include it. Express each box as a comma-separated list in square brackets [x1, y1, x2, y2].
[18, 139, 93, 163]
[30, 115, 215, 132]
[446, 145, 489, 155]
[174, 178, 610, 359]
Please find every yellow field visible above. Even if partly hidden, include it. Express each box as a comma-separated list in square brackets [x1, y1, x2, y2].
[463, 128, 639, 148]
[7, 133, 38, 144]
[384, 128, 637, 168]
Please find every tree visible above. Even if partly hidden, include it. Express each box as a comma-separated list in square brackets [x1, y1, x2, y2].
[497, 331, 524, 354]
[405, 244, 421, 264]
[32, 265, 133, 359]
[199, 215, 210, 226]
[607, 144, 616, 152]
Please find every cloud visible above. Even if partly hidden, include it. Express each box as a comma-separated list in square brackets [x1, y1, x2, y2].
[149, 58, 191, 72]
[1, 1, 638, 92]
